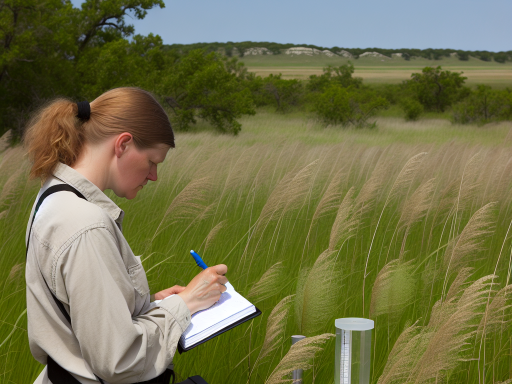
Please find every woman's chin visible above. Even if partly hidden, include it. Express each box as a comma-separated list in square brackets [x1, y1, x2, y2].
[124, 188, 141, 200]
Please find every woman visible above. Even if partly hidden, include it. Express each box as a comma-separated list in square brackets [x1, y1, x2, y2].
[23, 87, 227, 383]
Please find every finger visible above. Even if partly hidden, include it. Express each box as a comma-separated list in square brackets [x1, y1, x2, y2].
[216, 282, 227, 291]
[213, 291, 222, 302]
[212, 264, 228, 276]
[173, 286, 186, 293]
[218, 276, 229, 285]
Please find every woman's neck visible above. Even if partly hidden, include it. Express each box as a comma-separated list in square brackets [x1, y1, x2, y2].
[71, 139, 116, 192]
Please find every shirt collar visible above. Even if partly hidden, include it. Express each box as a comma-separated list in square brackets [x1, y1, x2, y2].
[52, 162, 125, 226]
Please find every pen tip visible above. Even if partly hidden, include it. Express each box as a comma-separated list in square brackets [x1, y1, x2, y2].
[190, 250, 194, 253]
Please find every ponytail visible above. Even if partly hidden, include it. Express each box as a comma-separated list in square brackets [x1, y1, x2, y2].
[22, 87, 174, 183]
[23, 98, 85, 182]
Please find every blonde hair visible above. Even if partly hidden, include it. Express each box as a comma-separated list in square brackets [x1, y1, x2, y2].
[23, 87, 174, 181]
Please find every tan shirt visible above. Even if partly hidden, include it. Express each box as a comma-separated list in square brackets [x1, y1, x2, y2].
[25, 162, 191, 384]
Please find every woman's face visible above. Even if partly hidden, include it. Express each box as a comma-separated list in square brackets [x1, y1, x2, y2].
[116, 138, 171, 200]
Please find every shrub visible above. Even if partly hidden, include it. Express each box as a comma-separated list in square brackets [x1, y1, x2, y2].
[313, 85, 388, 128]
[400, 98, 424, 121]
[262, 74, 305, 112]
[452, 85, 511, 125]
[372, 83, 406, 105]
[312, 85, 351, 126]
[307, 62, 362, 93]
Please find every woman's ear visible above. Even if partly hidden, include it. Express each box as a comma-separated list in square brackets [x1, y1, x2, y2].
[114, 133, 134, 158]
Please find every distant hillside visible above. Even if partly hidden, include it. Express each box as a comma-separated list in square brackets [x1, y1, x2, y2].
[163, 42, 512, 63]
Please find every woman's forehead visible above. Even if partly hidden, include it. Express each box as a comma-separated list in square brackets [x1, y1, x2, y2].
[147, 143, 171, 161]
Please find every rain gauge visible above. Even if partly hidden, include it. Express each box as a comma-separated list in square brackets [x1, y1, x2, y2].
[335, 318, 374, 384]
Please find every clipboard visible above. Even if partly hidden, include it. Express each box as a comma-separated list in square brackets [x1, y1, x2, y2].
[178, 307, 262, 353]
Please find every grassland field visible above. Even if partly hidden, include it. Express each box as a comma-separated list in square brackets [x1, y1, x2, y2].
[2, 106, 512, 382]
[241, 55, 512, 88]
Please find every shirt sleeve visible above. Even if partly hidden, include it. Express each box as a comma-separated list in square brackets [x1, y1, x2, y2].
[55, 226, 191, 383]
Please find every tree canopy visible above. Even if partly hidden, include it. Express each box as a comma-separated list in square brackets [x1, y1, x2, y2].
[0, 0, 258, 139]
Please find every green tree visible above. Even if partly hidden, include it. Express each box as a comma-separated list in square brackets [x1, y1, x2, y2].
[154, 50, 255, 135]
[458, 51, 470, 61]
[494, 52, 509, 63]
[77, 33, 165, 98]
[0, 0, 165, 139]
[478, 51, 492, 62]
[407, 66, 468, 112]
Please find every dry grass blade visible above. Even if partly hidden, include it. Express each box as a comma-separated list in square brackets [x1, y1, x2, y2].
[300, 250, 342, 336]
[354, 155, 390, 217]
[278, 160, 318, 216]
[445, 267, 474, 303]
[151, 177, 212, 240]
[456, 151, 483, 214]
[247, 262, 286, 303]
[477, 284, 512, 338]
[0, 168, 27, 213]
[329, 187, 357, 251]
[379, 272, 493, 384]
[377, 321, 425, 384]
[410, 276, 494, 383]
[399, 178, 436, 229]
[363, 153, 427, 314]
[265, 333, 334, 384]
[301, 171, 344, 261]
[294, 267, 310, 332]
[443, 202, 496, 276]
[387, 152, 428, 205]
[251, 295, 293, 374]
[204, 220, 226, 254]
[311, 171, 343, 224]
[250, 160, 318, 249]
[370, 259, 416, 318]
[7, 263, 23, 282]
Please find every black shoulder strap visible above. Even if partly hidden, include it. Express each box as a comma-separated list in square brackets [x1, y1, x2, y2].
[26, 184, 87, 325]
[26, 184, 86, 260]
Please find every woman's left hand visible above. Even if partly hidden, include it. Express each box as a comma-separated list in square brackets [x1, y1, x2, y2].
[151, 285, 186, 301]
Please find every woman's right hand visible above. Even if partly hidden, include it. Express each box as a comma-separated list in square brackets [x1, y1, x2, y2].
[177, 264, 228, 315]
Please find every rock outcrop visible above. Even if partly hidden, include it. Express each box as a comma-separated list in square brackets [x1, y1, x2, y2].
[244, 47, 273, 56]
[337, 50, 354, 58]
[322, 49, 338, 57]
[284, 47, 338, 57]
[391, 53, 403, 58]
[359, 51, 390, 59]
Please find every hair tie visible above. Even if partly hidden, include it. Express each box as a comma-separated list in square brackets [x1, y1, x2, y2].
[76, 101, 91, 121]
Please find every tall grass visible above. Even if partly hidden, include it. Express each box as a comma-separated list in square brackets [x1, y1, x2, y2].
[1, 116, 512, 383]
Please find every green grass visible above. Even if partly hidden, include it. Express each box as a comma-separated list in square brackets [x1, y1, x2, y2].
[1, 115, 512, 383]
[239, 54, 510, 68]
[240, 55, 512, 88]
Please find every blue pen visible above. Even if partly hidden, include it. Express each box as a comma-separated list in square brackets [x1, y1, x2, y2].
[190, 250, 208, 270]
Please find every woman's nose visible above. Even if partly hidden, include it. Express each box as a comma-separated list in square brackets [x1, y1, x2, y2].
[147, 164, 158, 181]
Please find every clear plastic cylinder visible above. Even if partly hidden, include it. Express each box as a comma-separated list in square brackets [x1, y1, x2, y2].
[291, 335, 306, 383]
[335, 318, 374, 384]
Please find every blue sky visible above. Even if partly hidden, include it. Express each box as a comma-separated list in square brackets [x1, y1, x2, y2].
[71, 0, 511, 52]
